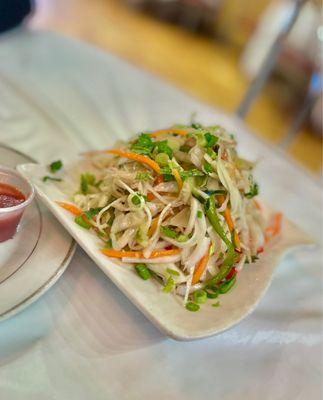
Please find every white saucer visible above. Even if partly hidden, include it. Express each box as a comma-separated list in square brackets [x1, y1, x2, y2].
[0, 144, 76, 321]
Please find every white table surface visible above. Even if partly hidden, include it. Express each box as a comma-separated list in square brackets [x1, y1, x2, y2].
[0, 29, 322, 400]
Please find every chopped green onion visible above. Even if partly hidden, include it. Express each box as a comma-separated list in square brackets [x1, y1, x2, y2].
[204, 132, 218, 148]
[206, 148, 217, 159]
[203, 161, 213, 174]
[105, 239, 112, 248]
[135, 264, 151, 280]
[128, 193, 144, 208]
[185, 302, 200, 312]
[161, 226, 178, 239]
[80, 173, 96, 194]
[193, 289, 207, 304]
[155, 152, 170, 166]
[197, 210, 203, 218]
[155, 140, 173, 158]
[42, 176, 62, 182]
[84, 208, 101, 219]
[212, 301, 220, 307]
[74, 215, 91, 229]
[245, 182, 259, 199]
[177, 234, 188, 242]
[191, 123, 202, 129]
[219, 276, 236, 294]
[131, 195, 141, 205]
[166, 268, 180, 276]
[205, 287, 219, 299]
[49, 160, 63, 173]
[163, 276, 175, 293]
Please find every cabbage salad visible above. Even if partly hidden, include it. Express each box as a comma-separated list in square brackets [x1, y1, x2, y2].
[57, 124, 282, 311]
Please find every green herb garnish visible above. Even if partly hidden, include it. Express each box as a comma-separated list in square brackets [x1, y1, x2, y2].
[130, 133, 154, 155]
[245, 182, 259, 199]
[49, 160, 63, 173]
[203, 161, 213, 174]
[155, 140, 173, 158]
[204, 132, 218, 148]
[42, 176, 62, 182]
[212, 301, 220, 307]
[197, 210, 203, 218]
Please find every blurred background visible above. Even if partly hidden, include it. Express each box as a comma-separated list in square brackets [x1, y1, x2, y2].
[1, 0, 322, 174]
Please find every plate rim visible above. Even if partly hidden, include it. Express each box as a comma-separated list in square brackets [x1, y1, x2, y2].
[0, 143, 76, 321]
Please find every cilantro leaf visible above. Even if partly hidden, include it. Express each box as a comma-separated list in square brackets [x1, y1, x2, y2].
[49, 160, 63, 173]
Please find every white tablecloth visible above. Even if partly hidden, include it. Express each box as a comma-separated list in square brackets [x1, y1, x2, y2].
[0, 29, 322, 400]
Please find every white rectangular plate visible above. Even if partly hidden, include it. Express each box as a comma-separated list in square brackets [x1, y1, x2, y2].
[18, 162, 313, 340]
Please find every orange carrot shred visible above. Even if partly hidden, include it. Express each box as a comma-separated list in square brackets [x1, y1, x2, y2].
[217, 195, 241, 250]
[192, 245, 211, 285]
[56, 201, 83, 216]
[106, 149, 161, 174]
[148, 216, 159, 237]
[101, 248, 180, 259]
[172, 168, 183, 192]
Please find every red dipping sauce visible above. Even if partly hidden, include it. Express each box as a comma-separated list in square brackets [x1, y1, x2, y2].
[0, 167, 34, 243]
[0, 183, 26, 208]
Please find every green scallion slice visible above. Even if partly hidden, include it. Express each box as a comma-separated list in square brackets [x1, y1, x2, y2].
[135, 264, 151, 280]
[185, 302, 200, 312]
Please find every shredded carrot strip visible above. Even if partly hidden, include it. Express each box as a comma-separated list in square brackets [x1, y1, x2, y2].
[106, 149, 161, 174]
[192, 245, 211, 285]
[217, 195, 241, 250]
[265, 212, 283, 242]
[149, 128, 188, 138]
[101, 248, 180, 259]
[56, 201, 83, 216]
[172, 168, 183, 192]
[148, 216, 159, 237]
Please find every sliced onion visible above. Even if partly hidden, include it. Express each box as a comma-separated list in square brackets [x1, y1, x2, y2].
[154, 182, 178, 193]
[185, 197, 198, 235]
[122, 254, 181, 264]
[216, 159, 242, 215]
[184, 237, 210, 270]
